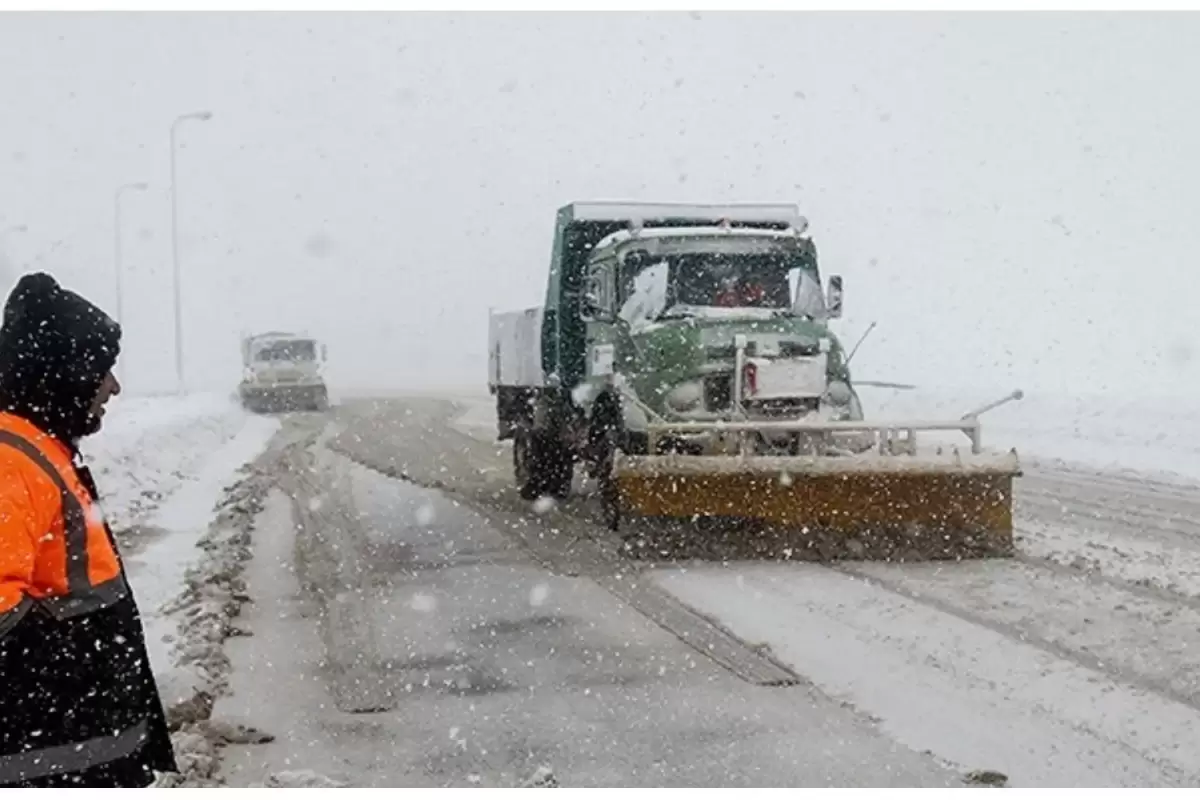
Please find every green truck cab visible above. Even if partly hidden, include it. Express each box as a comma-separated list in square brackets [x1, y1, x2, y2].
[488, 201, 858, 500]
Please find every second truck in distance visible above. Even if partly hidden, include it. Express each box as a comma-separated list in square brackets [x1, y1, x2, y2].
[238, 330, 330, 413]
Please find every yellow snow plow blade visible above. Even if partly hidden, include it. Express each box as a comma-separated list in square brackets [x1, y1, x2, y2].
[607, 418, 1021, 562]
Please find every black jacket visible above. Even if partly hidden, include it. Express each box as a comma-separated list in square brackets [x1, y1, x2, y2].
[0, 273, 177, 787]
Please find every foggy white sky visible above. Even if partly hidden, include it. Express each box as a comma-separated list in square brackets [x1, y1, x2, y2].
[0, 13, 1196, 400]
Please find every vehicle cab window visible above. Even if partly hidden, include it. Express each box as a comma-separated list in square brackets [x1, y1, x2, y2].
[584, 256, 617, 318]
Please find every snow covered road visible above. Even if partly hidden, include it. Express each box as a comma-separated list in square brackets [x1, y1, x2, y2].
[305, 393, 1200, 787]
[655, 560, 1200, 787]
[216, 436, 958, 787]
[85, 393, 263, 536]
[104, 390, 1200, 786]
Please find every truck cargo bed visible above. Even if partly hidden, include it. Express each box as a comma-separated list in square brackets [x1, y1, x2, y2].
[488, 306, 546, 389]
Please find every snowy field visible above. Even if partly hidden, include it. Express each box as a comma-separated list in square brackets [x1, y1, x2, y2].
[82, 393, 280, 709]
[859, 385, 1200, 485]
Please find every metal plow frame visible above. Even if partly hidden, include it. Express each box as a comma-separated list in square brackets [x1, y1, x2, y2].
[604, 414, 1022, 563]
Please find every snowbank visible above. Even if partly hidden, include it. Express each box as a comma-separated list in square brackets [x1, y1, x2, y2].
[129, 411, 280, 710]
[83, 392, 257, 531]
[858, 386, 1200, 484]
[152, 460, 280, 786]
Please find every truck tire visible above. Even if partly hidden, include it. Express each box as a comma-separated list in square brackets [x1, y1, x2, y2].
[589, 391, 623, 530]
[514, 429, 537, 499]
[543, 437, 574, 501]
[514, 429, 573, 501]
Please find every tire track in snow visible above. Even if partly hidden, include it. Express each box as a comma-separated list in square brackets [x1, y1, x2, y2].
[1017, 467, 1200, 602]
[834, 559, 1200, 713]
[335, 395, 1200, 785]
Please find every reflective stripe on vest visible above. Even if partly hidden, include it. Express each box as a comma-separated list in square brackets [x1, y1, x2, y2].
[0, 594, 34, 637]
[0, 430, 128, 620]
[0, 718, 149, 784]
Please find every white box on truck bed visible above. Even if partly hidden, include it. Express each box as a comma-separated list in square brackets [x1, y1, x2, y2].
[488, 306, 546, 389]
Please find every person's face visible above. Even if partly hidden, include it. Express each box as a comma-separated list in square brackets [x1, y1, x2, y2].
[89, 371, 121, 426]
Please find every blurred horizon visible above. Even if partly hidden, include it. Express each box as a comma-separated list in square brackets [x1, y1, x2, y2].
[1, 12, 1195, 402]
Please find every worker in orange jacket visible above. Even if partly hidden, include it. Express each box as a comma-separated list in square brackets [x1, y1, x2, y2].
[0, 272, 176, 787]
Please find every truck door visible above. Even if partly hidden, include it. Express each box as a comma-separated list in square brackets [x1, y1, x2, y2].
[582, 261, 620, 383]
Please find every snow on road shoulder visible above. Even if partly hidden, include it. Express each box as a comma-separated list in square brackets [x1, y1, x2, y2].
[83, 392, 257, 532]
[140, 413, 295, 786]
[449, 393, 498, 443]
[859, 385, 1200, 484]
[152, 461, 281, 786]
[126, 409, 280, 709]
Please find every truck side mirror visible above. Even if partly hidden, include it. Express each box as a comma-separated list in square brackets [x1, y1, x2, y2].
[826, 275, 844, 319]
[623, 249, 652, 271]
[583, 290, 615, 323]
[321, 344, 328, 362]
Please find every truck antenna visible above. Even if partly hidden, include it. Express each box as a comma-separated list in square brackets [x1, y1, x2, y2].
[845, 321, 877, 367]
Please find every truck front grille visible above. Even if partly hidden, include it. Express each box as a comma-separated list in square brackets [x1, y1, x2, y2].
[745, 397, 821, 418]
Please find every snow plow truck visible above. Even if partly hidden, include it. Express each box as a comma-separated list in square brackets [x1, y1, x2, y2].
[238, 331, 329, 413]
[487, 201, 1022, 561]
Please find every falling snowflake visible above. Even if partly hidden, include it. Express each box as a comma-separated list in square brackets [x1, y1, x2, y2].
[414, 503, 435, 525]
[529, 584, 550, 607]
[307, 495, 323, 512]
[532, 496, 556, 515]
[410, 593, 437, 612]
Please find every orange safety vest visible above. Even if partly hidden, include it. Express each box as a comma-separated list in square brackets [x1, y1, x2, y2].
[0, 411, 128, 636]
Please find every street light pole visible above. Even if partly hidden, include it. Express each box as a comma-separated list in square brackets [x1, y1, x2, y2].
[114, 182, 148, 330]
[169, 110, 213, 395]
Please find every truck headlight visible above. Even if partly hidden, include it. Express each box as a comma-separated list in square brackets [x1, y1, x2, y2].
[665, 380, 704, 411]
[824, 380, 853, 406]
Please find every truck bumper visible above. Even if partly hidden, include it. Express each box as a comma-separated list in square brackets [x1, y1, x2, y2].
[239, 382, 329, 412]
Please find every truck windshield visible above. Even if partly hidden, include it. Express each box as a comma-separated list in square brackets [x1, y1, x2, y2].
[670, 251, 794, 310]
[615, 237, 824, 324]
[254, 340, 316, 362]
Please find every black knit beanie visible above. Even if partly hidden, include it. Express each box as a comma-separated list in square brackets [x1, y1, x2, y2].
[0, 272, 121, 444]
